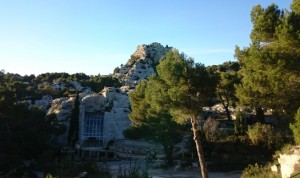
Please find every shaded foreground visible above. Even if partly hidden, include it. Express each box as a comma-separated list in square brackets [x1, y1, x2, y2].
[149, 168, 241, 178]
[105, 160, 241, 178]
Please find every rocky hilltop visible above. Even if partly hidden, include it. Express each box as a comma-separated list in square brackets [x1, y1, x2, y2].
[47, 42, 172, 147]
[114, 42, 172, 85]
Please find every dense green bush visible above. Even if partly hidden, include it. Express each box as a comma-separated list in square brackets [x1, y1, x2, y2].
[241, 163, 280, 178]
[290, 107, 300, 144]
[247, 123, 283, 150]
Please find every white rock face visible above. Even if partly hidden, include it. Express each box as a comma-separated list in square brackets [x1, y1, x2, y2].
[271, 164, 278, 173]
[49, 97, 75, 121]
[115, 42, 171, 85]
[119, 86, 135, 93]
[103, 88, 131, 142]
[48, 43, 171, 148]
[277, 146, 300, 178]
[131, 42, 170, 64]
[79, 87, 131, 147]
[47, 97, 75, 145]
[82, 94, 106, 112]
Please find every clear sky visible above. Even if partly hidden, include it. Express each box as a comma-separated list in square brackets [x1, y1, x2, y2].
[0, 0, 292, 76]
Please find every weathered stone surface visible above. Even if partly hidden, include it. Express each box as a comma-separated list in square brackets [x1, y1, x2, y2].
[271, 164, 278, 173]
[82, 94, 106, 112]
[47, 97, 75, 145]
[47, 43, 171, 149]
[49, 97, 74, 121]
[79, 87, 131, 147]
[114, 42, 171, 85]
[276, 146, 300, 178]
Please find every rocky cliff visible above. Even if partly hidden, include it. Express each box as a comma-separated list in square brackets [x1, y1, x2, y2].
[79, 87, 131, 146]
[114, 42, 172, 85]
[47, 42, 171, 148]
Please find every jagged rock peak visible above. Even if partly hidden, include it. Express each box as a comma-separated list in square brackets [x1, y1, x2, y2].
[114, 42, 172, 85]
[128, 42, 172, 66]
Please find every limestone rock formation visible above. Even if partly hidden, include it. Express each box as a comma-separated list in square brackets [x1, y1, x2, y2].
[47, 42, 171, 149]
[81, 94, 106, 112]
[114, 42, 172, 85]
[48, 97, 75, 121]
[79, 87, 131, 147]
[46, 97, 75, 145]
[272, 145, 300, 178]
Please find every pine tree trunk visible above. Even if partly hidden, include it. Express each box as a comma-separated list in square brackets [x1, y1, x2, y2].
[191, 116, 208, 178]
[225, 105, 231, 121]
[219, 95, 231, 121]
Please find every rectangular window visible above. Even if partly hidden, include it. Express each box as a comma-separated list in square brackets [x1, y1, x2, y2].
[83, 112, 104, 140]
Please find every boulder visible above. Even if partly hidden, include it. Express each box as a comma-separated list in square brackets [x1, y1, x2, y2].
[277, 146, 300, 178]
[82, 94, 106, 112]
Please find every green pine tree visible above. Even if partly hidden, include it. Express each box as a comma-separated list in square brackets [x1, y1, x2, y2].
[290, 107, 300, 144]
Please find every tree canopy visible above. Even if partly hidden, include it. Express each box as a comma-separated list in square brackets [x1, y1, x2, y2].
[129, 49, 215, 177]
[235, 1, 300, 118]
[207, 61, 240, 121]
[128, 77, 184, 166]
[156, 51, 215, 124]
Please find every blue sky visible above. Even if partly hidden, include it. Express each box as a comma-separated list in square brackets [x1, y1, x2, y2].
[0, 0, 292, 76]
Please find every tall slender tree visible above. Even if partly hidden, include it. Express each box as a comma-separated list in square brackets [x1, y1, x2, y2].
[130, 50, 215, 177]
[157, 50, 215, 178]
[128, 77, 184, 166]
